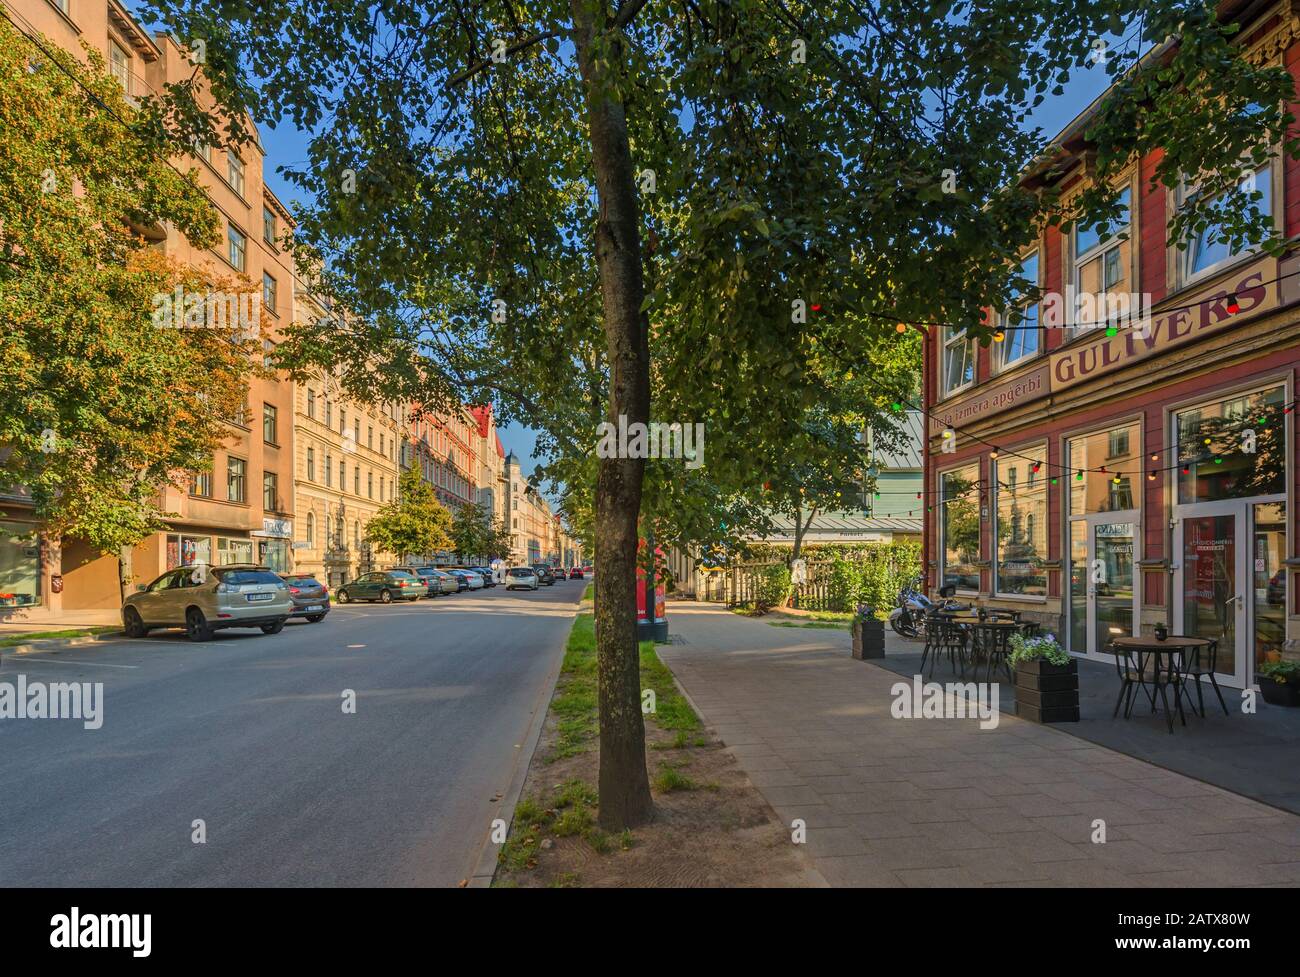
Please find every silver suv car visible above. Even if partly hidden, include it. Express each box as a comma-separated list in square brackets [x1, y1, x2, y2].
[122, 564, 292, 641]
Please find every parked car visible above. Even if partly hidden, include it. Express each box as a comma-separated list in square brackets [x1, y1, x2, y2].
[532, 564, 556, 586]
[468, 566, 497, 587]
[549, 566, 567, 582]
[392, 565, 456, 597]
[568, 567, 584, 579]
[424, 568, 461, 595]
[335, 570, 427, 603]
[279, 572, 331, 622]
[449, 569, 485, 590]
[506, 567, 539, 591]
[122, 564, 291, 642]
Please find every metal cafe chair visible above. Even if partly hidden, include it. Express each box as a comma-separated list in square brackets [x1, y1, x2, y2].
[920, 615, 967, 679]
[1178, 638, 1228, 718]
[976, 623, 1014, 683]
[1109, 639, 1143, 720]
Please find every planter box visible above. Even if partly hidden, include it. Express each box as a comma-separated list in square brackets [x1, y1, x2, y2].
[1259, 677, 1300, 708]
[852, 619, 885, 660]
[1013, 659, 1079, 723]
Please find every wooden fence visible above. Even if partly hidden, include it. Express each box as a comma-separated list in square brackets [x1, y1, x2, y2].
[696, 561, 839, 611]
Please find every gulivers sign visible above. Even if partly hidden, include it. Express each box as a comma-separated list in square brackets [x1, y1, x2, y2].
[930, 255, 1279, 435]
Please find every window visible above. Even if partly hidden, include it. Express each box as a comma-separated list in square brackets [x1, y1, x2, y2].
[340, 409, 347, 434]
[263, 273, 277, 315]
[263, 472, 279, 512]
[109, 41, 130, 94]
[367, 471, 374, 498]
[263, 206, 277, 245]
[262, 338, 275, 369]
[367, 426, 373, 450]
[942, 326, 975, 396]
[227, 457, 246, 502]
[1176, 386, 1285, 503]
[227, 225, 247, 271]
[263, 403, 278, 444]
[1072, 187, 1131, 333]
[325, 452, 332, 487]
[993, 449, 1047, 597]
[192, 470, 212, 498]
[1067, 423, 1140, 515]
[307, 388, 316, 419]
[995, 250, 1040, 369]
[324, 400, 332, 428]
[227, 153, 246, 197]
[193, 140, 212, 164]
[1182, 165, 1272, 282]
[306, 447, 315, 481]
[339, 460, 346, 490]
[940, 464, 981, 592]
[306, 512, 315, 546]
[354, 466, 361, 495]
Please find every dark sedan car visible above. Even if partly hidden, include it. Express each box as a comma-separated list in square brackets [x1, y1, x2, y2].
[278, 573, 331, 622]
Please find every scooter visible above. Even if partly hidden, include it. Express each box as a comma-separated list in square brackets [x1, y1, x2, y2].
[888, 580, 968, 638]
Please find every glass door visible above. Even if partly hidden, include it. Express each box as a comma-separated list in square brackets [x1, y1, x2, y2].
[1067, 515, 1138, 655]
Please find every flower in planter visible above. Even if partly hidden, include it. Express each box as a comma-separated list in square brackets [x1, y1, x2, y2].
[1007, 632, 1070, 668]
[1259, 660, 1300, 685]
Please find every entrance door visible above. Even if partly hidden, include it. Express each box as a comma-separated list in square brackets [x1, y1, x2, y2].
[1068, 515, 1138, 656]
[1175, 500, 1288, 688]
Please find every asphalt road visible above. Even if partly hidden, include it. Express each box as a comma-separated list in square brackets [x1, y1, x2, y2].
[0, 579, 583, 887]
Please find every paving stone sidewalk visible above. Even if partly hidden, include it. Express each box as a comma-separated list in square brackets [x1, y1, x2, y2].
[658, 603, 1300, 887]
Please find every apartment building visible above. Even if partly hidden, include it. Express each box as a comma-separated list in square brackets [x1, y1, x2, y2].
[469, 405, 507, 525]
[2, 0, 297, 619]
[923, 3, 1300, 691]
[287, 291, 403, 587]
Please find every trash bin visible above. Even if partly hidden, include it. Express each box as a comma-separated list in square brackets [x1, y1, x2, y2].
[852, 607, 885, 660]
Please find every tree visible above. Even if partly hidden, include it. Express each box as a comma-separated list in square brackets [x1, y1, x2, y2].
[139, 0, 1294, 828]
[451, 501, 494, 563]
[365, 467, 453, 563]
[0, 20, 260, 600]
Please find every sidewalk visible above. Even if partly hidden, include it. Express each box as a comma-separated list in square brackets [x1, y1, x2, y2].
[659, 602, 1300, 887]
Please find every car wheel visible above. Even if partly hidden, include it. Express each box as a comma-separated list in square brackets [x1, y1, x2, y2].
[185, 607, 213, 642]
[123, 607, 148, 639]
[261, 620, 285, 635]
[337, 589, 350, 604]
[380, 589, 393, 604]
[306, 614, 326, 623]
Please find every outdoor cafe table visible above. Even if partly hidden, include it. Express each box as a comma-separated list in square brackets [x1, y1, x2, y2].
[1110, 635, 1211, 734]
[948, 616, 1020, 680]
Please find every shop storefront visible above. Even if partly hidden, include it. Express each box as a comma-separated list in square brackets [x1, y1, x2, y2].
[0, 519, 42, 609]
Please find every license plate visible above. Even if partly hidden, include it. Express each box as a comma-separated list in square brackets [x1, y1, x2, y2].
[305, 605, 322, 612]
[247, 593, 273, 602]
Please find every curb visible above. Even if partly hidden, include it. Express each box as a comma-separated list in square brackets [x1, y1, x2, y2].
[2, 631, 125, 656]
[465, 594, 581, 888]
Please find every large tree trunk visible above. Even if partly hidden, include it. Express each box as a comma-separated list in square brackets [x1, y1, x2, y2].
[572, 0, 654, 831]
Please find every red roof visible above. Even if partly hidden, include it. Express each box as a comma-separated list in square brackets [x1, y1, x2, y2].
[494, 432, 505, 458]
[468, 404, 492, 439]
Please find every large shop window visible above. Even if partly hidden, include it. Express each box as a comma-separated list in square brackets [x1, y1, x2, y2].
[995, 251, 1040, 369]
[940, 464, 981, 592]
[217, 537, 253, 565]
[1182, 163, 1272, 282]
[1177, 386, 1286, 503]
[1067, 422, 1140, 515]
[993, 449, 1047, 597]
[166, 534, 211, 569]
[0, 523, 41, 607]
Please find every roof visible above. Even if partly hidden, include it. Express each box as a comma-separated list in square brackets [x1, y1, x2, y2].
[495, 433, 505, 458]
[870, 411, 924, 470]
[468, 405, 492, 439]
[756, 511, 923, 539]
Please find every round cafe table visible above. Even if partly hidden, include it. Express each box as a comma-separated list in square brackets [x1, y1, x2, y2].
[1110, 635, 1210, 733]
[949, 616, 1020, 681]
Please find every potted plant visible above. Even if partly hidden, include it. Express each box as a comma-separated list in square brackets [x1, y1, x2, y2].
[1257, 660, 1300, 708]
[1008, 632, 1079, 723]
[851, 604, 885, 661]
[1153, 622, 1168, 641]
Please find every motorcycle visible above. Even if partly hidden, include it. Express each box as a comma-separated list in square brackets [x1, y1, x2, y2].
[888, 579, 967, 638]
